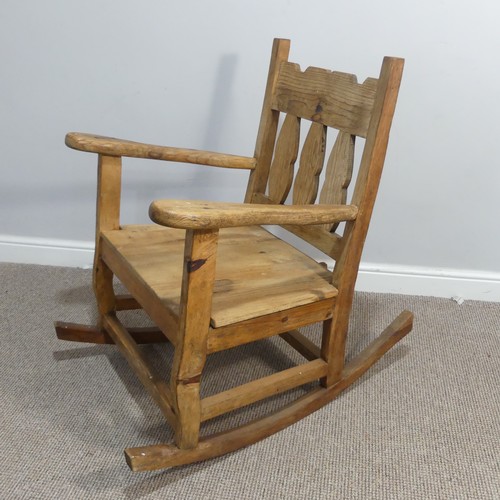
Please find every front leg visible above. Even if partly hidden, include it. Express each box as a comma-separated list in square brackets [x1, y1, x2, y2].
[171, 229, 219, 449]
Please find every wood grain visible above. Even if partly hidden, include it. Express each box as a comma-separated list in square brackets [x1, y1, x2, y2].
[293, 122, 327, 204]
[207, 298, 334, 353]
[201, 359, 327, 421]
[267, 113, 300, 203]
[93, 154, 121, 323]
[319, 131, 355, 231]
[245, 38, 291, 201]
[171, 229, 218, 448]
[55, 321, 167, 345]
[149, 199, 357, 229]
[103, 225, 338, 328]
[66, 133, 256, 170]
[279, 329, 321, 361]
[271, 63, 377, 137]
[103, 314, 176, 427]
[101, 229, 180, 345]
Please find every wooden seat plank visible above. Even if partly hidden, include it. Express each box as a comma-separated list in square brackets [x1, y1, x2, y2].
[103, 225, 337, 328]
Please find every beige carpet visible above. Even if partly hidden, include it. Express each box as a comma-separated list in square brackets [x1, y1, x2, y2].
[1, 262, 498, 499]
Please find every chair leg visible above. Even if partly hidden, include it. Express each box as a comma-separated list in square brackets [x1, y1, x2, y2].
[320, 311, 351, 388]
[171, 380, 203, 449]
[93, 256, 116, 329]
[93, 154, 122, 328]
[171, 229, 219, 449]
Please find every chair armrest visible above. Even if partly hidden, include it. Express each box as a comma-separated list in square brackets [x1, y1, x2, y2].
[149, 200, 358, 229]
[65, 132, 257, 170]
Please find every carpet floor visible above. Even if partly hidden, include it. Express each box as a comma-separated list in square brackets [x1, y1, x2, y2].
[0, 262, 498, 499]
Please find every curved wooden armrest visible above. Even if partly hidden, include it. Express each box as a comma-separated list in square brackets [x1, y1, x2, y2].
[65, 132, 257, 170]
[149, 200, 358, 229]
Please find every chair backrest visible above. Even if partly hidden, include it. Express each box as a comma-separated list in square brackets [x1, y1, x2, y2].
[245, 38, 404, 291]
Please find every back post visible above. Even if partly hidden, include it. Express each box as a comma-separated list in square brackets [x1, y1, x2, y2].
[244, 38, 290, 202]
[322, 57, 405, 386]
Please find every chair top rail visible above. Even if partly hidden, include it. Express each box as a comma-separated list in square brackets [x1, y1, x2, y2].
[271, 62, 379, 137]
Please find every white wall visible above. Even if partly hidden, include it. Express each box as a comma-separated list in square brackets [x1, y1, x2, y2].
[2, 0, 500, 300]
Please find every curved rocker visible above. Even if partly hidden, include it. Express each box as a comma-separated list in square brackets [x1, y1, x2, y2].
[125, 311, 413, 471]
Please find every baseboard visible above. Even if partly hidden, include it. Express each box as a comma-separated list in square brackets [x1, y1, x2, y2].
[0, 235, 94, 269]
[355, 263, 500, 302]
[2, 235, 500, 302]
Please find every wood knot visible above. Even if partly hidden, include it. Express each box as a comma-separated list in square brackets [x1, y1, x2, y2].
[312, 103, 323, 122]
[187, 258, 207, 272]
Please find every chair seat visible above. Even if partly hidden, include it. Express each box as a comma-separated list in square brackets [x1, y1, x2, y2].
[102, 224, 337, 327]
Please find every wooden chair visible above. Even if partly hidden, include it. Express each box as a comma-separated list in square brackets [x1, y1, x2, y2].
[55, 38, 413, 471]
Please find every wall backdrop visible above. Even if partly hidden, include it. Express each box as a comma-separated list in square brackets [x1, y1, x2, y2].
[1, 0, 499, 300]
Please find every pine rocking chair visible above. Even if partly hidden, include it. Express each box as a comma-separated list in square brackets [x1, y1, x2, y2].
[55, 38, 413, 471]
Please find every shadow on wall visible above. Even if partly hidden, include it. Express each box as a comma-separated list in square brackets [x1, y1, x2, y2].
[123, 52, 243, 223]
[203, 53, 239, 151]
[190, 53, 241, 199]
[125, 53, 241, 221]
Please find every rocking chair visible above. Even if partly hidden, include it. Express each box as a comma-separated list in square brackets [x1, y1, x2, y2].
[55, 38, 413, 471]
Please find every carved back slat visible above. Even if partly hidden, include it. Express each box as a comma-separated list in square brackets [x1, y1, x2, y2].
[271, 63, 377, 138]
[319, 131, 355, 232]
[247, 42, 403, 269]
[267, 114, 301, 203]
[292, 122, 327, 205]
